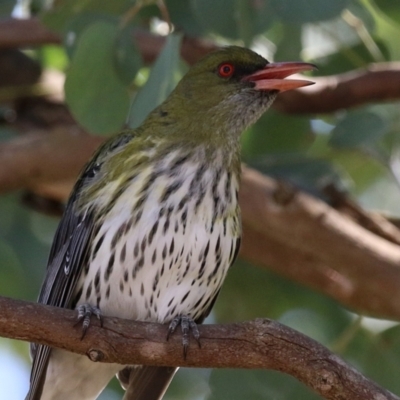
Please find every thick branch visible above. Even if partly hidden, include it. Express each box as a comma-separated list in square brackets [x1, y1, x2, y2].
[0, 18, 217, 66]
[2, 130, 400, 320]
[240, 169, 400, 319]
[0, 296, 397, 400]
[0, 128, 103, 197]
[0, 18, 60, 48]
[275, 64, 400, 114]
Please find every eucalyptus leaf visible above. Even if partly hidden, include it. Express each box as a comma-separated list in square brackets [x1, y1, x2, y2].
[342, 325, 400, 395]
[0, 241, 22, 298]
[114, 28, 142, 85]
[375, 0, 400, 25]
[279, 308, 332, 345]
[330, 111, 388, 149]
[253, 155, 344, 198]
[63, 13, 117, 58]
[0, 195, 17, 238]
[65, 21, 130, 135]
[312, 40, 389, 76]
[209, 366, 321, 400]
[191, 0, 238, 39]
[242, 109, 313, 158]
[166, 0, 205, 37]
[128, 33, 182, 128]
[216, 261, 350, 332]
[0, 0, 14, 17]
[241, 0, 274, 39]
[191, 0, 272, 42]
[271, 0, 349, 24]
[332, 150, 386, 193]
[40, 0, 130, 33]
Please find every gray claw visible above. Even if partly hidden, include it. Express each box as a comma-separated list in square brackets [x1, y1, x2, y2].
[75, 303, 103, 339]
[166, 315, 201, 359]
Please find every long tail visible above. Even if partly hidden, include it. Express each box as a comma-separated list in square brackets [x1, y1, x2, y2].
[118, 366, 178, 400]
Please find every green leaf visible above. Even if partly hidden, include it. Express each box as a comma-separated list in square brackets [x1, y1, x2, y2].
[38, 45, 69, 71]
[65, 21, 130, 135]
[128, 33, 183, 129]
[40, 0, 130, 33]
[192, 0, 238, 38]
[274, 24, 303, 61]
[342, 325, 400, 395]
[241, 109, 313, 159]
[253, 155, 344, 198]
[113, 27, 142, 85]
[209, 368, 321, 400]
[0, 241, 22, 298]
[29, 212, 59, 246]
[271, 0, 349, 24]
[63, 13, 117, 58]
[331, 150, 386, 193]
[279, 308, 333, 345]
[216, 261, 350, 332]
[236, 0, 274, 46]
[312, 40, 389, 76]
[0, 195, 17, 238]
[191, 0, 273, 41]
[165, 0, 205, 37]
[329, 111, 388, 149]
[0, 0, 15, 17]
[375, 0, 400, 25]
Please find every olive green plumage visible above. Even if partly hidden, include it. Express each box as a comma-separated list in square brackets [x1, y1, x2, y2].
[27, 46, 290, 400]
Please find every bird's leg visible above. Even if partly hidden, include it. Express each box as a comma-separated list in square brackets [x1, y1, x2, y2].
[75, 303, 103, 339]
[167, 315, 201, 359]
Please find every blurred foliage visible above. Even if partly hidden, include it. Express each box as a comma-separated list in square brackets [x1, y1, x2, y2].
[128, 32, 182, 128]
[2, 0, 400, 399]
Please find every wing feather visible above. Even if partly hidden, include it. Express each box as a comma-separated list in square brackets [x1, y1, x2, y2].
[26, 176, 96, 400]
[26, 132, 135, 400]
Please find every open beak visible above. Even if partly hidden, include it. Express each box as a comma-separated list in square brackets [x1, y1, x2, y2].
[243, 62, 317, 92]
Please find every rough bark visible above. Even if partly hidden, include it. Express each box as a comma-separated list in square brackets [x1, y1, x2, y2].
[0, 296, 397, 400]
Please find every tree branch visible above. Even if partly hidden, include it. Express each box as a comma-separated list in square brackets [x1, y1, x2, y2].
[1, 295, 397, 400]
[0, 18, 60, 48]
[2, 18, 400, 114]
[2, 130, 400, 320]
[0, 128, 102, 197]
[0, 18, 217, 66]
[275, 64, 400, 114]
[240, 169, 400, 320]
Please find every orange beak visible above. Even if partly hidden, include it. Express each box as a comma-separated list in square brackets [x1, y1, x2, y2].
[243, 62, 317, 92]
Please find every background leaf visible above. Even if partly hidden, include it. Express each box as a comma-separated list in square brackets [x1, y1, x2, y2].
[271, 0, 350, 24]
[375, 0, 400, 25]
[65, 21, 130, 134]
[329, 110, 389, 149]
[128, 33, 183, 128]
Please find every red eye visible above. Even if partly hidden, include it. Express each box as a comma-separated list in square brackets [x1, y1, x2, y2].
[218, 63, 235, 78]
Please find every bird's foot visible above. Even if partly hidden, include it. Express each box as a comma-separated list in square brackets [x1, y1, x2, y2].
[75, 303, 103, 339]
[167, 315, 201, 359]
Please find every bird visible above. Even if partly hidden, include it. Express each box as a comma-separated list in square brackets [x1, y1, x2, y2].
[26, 45, 315, 400]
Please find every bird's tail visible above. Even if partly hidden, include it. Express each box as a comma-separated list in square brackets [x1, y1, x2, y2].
[118, 366, 178, 400]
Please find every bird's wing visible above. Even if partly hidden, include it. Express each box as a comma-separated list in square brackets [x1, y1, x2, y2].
[26, 185, 96, 400]
[26, 132, 135, 400]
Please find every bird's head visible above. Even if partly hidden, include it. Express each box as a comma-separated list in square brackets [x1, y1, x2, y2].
[144, 46, 315, 151]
